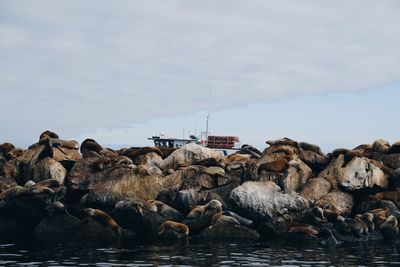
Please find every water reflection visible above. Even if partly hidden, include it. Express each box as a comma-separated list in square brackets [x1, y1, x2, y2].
[0, 237, 399, 266]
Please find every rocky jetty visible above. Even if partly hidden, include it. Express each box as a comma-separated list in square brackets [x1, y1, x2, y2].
[1, 132, 400, 245]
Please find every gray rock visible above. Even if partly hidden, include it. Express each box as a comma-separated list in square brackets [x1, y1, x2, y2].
[197, 220, 260, 240]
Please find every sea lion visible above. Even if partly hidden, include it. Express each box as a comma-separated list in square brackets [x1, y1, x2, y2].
[239, 145, 262, 159]
[387, 141, 400, 154]
[335, 216, 352, 234]
[370, 191, 400, 206]
[347, 217, 365, 237]
[362, 212, 375, 232]
[257, 158, 289, 174]
[85, 208, 122, 236]
[354, 214, 369, 234]
[223, 153, 251, 165]
[373, 139, 390, 153]
[299, 142, 322, 154]
[266, 138, 298, 148]
[186, 200, 222, 219]
[35, 179, 62, 189]
[343, 150, 363, 167]
[120, 147, 163, 160]
[39, 130, 59, 140]
[287, 222, 319, 237]
[5, 148, 25, 160]
[319, 228, 340, 246]
[196, 158, 225, 168]
[158, 220, 189, 236]
[308, 206, 328, 224]
[46, 201, 67, 217]
[114, 198, 157, 216]
[202, 166, 227, 177]
[329, 148, 350, 160]
[92, 156, 134, 171]
[221, 211, 254, 227]
[0, 143, 15, 157]
[210, 212, 240, 226]
[379, 215, 399, 239]
[147, 200, 184, 221]
[80, 139, 103, 158]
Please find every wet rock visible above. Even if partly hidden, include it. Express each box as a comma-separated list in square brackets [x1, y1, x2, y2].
[74, 217, 118, 240]
[0, 214, 24, 236]
[320, 154, 388, 191]
[197, 220, 260, 240]
[31, 158, 67, 184]
[34, 214, 82, 237]
[159, 143, 223, 170]
[298, 177, 332, 203]
[0, 186, 63, 228]
[316, 191, 354, 216]
[230, 181, 310, 234]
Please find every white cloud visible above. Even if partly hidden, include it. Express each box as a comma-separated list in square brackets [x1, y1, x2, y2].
[0, 0, 399, 145]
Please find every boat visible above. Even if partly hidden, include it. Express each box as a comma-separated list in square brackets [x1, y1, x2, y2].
[148, 133, 241, 155]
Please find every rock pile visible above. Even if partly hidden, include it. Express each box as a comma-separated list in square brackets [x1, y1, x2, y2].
[1, 132, 400, 245]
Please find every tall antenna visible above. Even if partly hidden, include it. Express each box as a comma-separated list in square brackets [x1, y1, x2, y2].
[205, 68, 212, 143]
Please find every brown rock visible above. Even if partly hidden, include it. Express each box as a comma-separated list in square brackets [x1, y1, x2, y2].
[298, 177, 332, 202]
[316, 190, 354, 216]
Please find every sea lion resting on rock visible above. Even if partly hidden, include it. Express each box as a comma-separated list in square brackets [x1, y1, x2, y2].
[186, 200, 223, 219]
[85, 208, 122, 236]
[147, 200, 184, 221]
[210, 212, 240, 226]
[80, 139, 103, 158]
[223, 154, 251, 165]
[286, 221, 319, 237]
[266, 138, 298, 148]
[379, 215, 399, 239]
[92, 156, 134, 171]
[158, 220, 189, 236]
[114, 198, 157, 216]
[257, 158, 290, 174]
[362, 212, 375, 232]
[370, 191, 400, 207]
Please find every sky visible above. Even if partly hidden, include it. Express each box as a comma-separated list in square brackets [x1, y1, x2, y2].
[0, 1, 399, 152]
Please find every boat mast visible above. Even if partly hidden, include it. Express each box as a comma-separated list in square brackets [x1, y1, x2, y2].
[205, 68, 212, 145]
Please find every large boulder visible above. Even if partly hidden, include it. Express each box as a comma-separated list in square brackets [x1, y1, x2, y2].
[66, 157, 182, 200]
[0, 186, 64, 228]
[230, 181, 310, 234]
[281, 157, 313, 193]
[319, 154, 388, 191]
[197, 220, 260, 240]
[159, 143, 223, 170]
[298, 177, 332, 203]
[315, 190, 354, 216]
[31, 158, 67, 184]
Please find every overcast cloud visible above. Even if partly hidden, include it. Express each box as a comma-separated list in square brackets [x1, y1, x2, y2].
[1, 1, 399, 147]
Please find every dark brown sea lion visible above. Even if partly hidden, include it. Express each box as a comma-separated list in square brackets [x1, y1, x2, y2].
[80, 139, 103, 158]
[39, 130, 59, 140]
[158, 220, 189, 236]
[266, 138, 299, 147]
[257, 158, 289, 174]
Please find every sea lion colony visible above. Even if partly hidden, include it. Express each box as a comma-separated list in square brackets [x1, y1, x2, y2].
[1, 131, 400, 245]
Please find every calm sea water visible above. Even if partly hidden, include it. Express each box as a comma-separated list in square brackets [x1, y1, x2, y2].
[0, 237, 399, 266]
